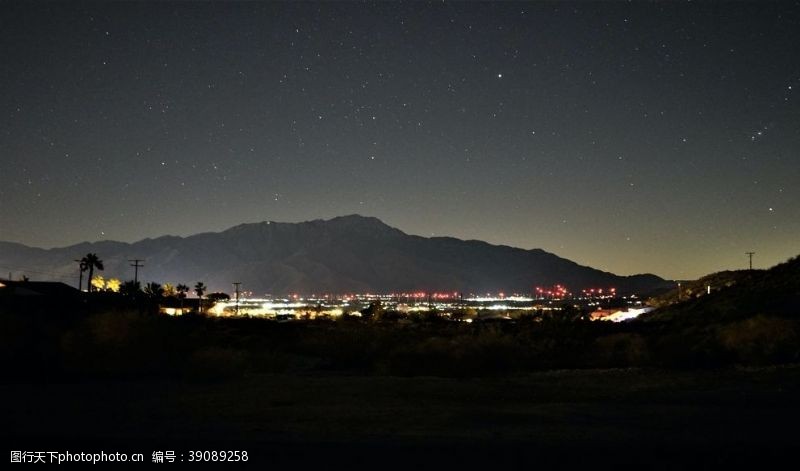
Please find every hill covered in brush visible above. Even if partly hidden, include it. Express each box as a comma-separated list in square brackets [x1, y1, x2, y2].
[642, 255, 800, 324]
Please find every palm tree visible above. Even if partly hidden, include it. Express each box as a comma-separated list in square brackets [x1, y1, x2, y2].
[162, 283, 177, 298]
[80, 253, 104, 293]
[144, 282, 164, 299]
[176, 283, 189, 309]
[120, 280, 141, 297]
[74, 259, 88, 290]
[194, 282, 206, 313]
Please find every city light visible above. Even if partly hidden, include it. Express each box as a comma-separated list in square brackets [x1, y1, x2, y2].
[197, 284, 638, 321]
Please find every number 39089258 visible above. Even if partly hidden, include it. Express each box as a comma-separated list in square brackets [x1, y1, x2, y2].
[187, 451, 248, 462]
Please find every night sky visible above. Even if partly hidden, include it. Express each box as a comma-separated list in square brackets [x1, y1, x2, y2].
[1, 1, 798, 280]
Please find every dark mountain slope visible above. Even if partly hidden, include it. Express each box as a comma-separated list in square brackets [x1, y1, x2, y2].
[0, 215, 670, 295]
[642, 255, 800, 324]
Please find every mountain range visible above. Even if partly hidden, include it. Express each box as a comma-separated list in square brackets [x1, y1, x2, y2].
[0, 215, 670, 295]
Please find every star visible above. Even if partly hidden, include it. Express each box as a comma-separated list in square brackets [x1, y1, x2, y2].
[2, 1, 798, 282]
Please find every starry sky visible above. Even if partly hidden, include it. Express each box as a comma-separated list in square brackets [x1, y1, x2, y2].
[1, 1, 798, 280]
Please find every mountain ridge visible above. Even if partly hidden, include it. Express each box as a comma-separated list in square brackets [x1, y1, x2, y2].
[0, 215, 670, 295]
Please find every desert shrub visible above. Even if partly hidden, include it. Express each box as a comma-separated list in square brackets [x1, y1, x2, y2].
[59, 311, 164, 377]
[247, 350, 321, 374]
[463, 327, 526, 374]
[297, 323, 395, 372]
[376, 309, 406, 322]
[380, 325, 529, 377]
[514, 311, 543, 323]
[717, 315, 800, 365]
[86, 310, 140, 346]
[650, 325, 733, 368]
[185, 346, 247, 381]
[383, 335, 463, 376]
[0, 313, 35, 375]
[591, 333, 651, 367]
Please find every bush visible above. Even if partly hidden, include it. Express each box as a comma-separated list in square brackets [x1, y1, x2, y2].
[717, 315, 800, 365]
[591, 333, 651, 367]
[185, 346, 247, 381]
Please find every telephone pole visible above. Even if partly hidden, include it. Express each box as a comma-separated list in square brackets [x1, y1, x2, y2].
[233, 282, 242, 315]
[129, 259, 144, 285]
[745, 252, 755, 271]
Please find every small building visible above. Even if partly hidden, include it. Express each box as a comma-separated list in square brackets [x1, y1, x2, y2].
[157, 296, 194, 316]
[0, 279, 83, 315]
[0, 280, 81, 298]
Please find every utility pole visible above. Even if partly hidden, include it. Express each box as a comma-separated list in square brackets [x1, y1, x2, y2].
[745, 252, 755, 271]
[129, 259, 144, 285]
[233, 282, 242, 315]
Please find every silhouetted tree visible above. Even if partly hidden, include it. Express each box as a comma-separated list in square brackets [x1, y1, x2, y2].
[377, 309, 406, 322]
[360, 300, 383, 320]
[176, 283, 189, 309]
[194, 282, 207, 297]
[77, 259, 88, 290]
[91, 275, 106, 292]
[205, 292, 230, 303]
[547, 303, 591, 323]
[105, 278, 121, 292]
[450, 309, 467, 322]
[80, 253, 104, 292]
[194, 282, 206, 312]
[162, 283, 177, 298]
[144, 282, 164, 300]
[120, 280, 141, 297]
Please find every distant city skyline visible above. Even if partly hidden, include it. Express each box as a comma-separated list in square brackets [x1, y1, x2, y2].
[1, 2, 798, 280]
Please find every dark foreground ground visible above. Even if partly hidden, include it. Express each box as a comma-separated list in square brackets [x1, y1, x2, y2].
[4, 365, 800, 468]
